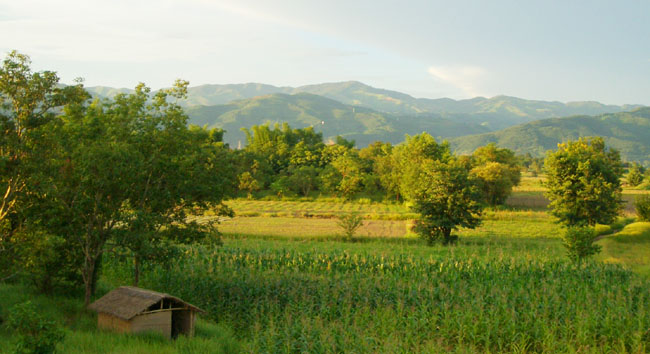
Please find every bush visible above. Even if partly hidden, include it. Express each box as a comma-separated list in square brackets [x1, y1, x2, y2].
[5, 301, 65, 354]
[562, 227, 601, 263]
[336, 214, 364, 239]
[627, 163, 645, 187]
[636, 195, 650, 221]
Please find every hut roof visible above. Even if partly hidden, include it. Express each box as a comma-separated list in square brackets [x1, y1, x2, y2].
[88, 286, 204, 320]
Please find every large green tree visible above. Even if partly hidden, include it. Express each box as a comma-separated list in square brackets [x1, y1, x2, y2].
[394, 133, 453, 202]
[411, 158, 483, 245]
[394, 133, 483, 244]
[37, 81, 235, 305]
[470, 144, 521, 206]
[0, 51, 87, 282]
[112, 83, 235, 286]
[544, 137, 624, 227]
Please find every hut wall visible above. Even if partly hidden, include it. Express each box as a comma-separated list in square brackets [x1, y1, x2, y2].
[98, 313, 131, 333]
[130, 311, 172, 338]
[172, 310, 196, 337]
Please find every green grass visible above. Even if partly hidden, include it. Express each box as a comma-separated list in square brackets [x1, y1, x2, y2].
[222, 198, 412, 219]
[218, 209, 562, 240]
[0, 283, 243, 353]
[599, 222, 650, 276]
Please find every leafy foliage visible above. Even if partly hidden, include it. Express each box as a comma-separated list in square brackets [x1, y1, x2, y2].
[411, 159, 483, 245]
[5, 301, 65, 354]
[0, 51, 235, 304]
[470, 144, 521, 206]
[627, 163, 645, 187]
[336, 213, 364, 239]
[635, 195, 650, 222]
[544, 137, 624, 227]
[561, 227, 601, 263]
[0, 51, 87, 282]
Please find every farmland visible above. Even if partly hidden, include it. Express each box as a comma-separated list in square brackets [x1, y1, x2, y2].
[0, 188, 648, 352]
[4, 172, 650, 352]
[93, 179, 650, 352]
[101, 226, 650, 352]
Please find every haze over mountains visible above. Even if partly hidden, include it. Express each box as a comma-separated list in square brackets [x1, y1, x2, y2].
[85, 81, 649, 163]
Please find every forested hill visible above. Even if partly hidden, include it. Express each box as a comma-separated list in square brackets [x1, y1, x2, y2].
[450, 107, 650, 164]
[85, 81, 643, 131]
[185, 92, 489, 147]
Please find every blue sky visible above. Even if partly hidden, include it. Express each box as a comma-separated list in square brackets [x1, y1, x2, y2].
[1, 0, 648, 104]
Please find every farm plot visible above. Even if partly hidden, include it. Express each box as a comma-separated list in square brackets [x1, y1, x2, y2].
[111, 237, 650, 353]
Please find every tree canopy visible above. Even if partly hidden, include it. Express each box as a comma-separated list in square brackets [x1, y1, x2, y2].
[544, 137, 624, 227]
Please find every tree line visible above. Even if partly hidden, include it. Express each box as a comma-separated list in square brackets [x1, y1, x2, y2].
[234, 123, 523, 205]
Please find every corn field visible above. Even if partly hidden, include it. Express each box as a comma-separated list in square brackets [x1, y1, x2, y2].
[106, 238, 650, 353]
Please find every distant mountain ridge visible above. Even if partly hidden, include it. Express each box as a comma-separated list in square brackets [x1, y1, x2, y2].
[86, 81, 643, 131]
[185, 92, 490, 147]
[84, 81, 650, 163]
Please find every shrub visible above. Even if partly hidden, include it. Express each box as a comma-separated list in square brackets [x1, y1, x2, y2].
[562, 227, 601, 263]
[627, 163, 645, 187]
[636, 195, 650, 221]
[5, 301, 65, 354]
[336, 214, 364, 239]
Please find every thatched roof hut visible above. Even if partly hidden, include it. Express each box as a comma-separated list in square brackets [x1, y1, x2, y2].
[89, 286, 204, 338]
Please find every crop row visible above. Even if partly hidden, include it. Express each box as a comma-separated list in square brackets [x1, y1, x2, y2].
[105, 245, 650, 352]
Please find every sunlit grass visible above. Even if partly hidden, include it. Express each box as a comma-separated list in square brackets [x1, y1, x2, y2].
[0, 283, 243, 354]
[219, 209, 562, 240]
[598, 222, 650, 276]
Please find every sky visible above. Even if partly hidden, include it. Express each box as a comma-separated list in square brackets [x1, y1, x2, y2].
[1, 0, 649, 105]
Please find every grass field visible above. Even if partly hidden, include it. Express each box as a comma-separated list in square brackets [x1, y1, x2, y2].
[0, 283, 243, 353]
[218, 210, 563, 240]
[599, 222, 650, 276]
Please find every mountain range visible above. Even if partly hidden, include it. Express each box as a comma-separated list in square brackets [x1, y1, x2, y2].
[85, 81, 649, 163]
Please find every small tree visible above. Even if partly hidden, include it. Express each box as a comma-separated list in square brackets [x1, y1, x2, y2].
[6, 301, 65, 354]
[470, 144, 521, 207]
[627, 163, 645, 187]
[471, 162, 518, 206]
[635, 194, 650, 221]
[562, 227, 601, 263]
[238, 172, 260, 199]
[337, 213, 364, 240]
[544, 137, 624, 227]
[287, 165, 320, 196]
[411, 159, 483, 245]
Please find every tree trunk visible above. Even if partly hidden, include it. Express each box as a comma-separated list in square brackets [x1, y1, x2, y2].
[91, 253, 102, 296]
[83, 256, 96, 307]
[133, 255, 140, 287]
[442, 228, 452, 245]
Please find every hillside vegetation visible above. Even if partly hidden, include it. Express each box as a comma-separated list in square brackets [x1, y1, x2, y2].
[185, 92, 489, 147]
[451, 108, 650, 164]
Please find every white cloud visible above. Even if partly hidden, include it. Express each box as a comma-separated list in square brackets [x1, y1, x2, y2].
[427, 65, 487, 97]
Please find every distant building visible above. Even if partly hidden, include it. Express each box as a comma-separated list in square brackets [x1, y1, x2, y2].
[88, 286, 204, 339]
